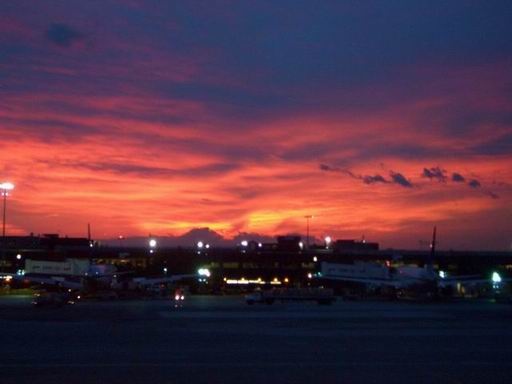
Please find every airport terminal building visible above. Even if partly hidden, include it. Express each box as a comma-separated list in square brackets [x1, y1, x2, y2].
[2, 234, 511, 293]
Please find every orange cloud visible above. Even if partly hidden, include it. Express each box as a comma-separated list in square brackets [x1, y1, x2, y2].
[1, 53, 511, 250]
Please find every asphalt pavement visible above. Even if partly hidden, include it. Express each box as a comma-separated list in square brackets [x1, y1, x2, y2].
[1, 295, 511, 384]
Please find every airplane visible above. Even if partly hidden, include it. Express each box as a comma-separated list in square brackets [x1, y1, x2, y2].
[316, 227, 508, 298]
[3, 259, 200, 299]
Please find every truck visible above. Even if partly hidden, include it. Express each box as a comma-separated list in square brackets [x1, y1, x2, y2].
[245, 287, 335, 305]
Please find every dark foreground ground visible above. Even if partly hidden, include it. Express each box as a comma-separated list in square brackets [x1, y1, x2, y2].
[1, 295, 511, 384]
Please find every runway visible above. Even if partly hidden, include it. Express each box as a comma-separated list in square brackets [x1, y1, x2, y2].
[1, 295, 511, 383]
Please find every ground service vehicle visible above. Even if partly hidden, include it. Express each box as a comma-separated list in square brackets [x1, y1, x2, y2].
[32, 292, 77, 307]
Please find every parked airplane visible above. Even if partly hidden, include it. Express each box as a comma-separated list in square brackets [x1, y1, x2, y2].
[319, 261, 493, 292]
[6, 258, 199, 297]
[317, 227, 507, 298]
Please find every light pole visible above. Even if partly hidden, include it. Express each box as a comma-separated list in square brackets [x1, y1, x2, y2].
[304, 215, 313, 249]
[1, 182, 14, 268]
[1, 183, 14, 238]
[324, 236, 332, 249]
[149, 238, 157, 254]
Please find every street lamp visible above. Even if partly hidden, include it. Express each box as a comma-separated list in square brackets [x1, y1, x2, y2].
[492, 272, 502, 284]
[1, 182, 14, 239]
[198, 268, 211, 278]
[324, 236, 332, 249]
[304, 215, 313, 249]
[1, 182, 14, 264]
[149, 238, 157, 254]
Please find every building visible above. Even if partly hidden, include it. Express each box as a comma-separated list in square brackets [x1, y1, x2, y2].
[334, 239, 379, 252]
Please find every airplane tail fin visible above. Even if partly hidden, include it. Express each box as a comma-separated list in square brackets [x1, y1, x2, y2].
[426, 226, 437, 275]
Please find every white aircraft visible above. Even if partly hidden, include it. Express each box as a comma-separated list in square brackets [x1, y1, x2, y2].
[319, 261, 495, 291]
[6, 258, 199, 295]
[317, 227, 507, 297]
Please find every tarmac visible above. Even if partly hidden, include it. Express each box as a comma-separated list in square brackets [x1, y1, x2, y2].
[1, 295, 512, 383]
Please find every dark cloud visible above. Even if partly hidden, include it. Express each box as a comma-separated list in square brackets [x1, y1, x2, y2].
[322, 164, 501, 198]
[424, 108, 512, 137]
[340, 169, 357, 179]
[319, 164, 357, 179]
[46, 23, 83, 47]
[389, 171, 413, 188]
[452, 173, 466, 182]
[39, 160, 239, 178]
[422, 166, 447, 182]
[362, 174, 388, 184]
[470, 132, 512, 156]
[319, 163, 338, 172]
[320, 163, 413, 188]
[486, 191, 499, 199]
[468, 179, 481, 188]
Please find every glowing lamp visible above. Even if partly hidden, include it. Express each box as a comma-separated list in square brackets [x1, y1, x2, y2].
[198, 268, 211, 277]
[0, 182, 14, 190]
[492, 272, 502, 284]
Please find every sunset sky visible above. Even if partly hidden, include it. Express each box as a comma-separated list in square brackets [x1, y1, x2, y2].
[1, 1, 511, 250]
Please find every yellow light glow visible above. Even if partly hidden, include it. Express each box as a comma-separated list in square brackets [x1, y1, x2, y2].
[226, 279, 267, 285]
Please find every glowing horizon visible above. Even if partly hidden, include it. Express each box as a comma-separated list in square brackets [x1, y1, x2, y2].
[1, 2, 511, 250]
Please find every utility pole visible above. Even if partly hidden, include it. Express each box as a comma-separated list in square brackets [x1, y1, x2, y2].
[1, 182, 15, 272]
[2, 190, 6, 239]
[1, 190, 6, 271]
[304, 215, 313, 249]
